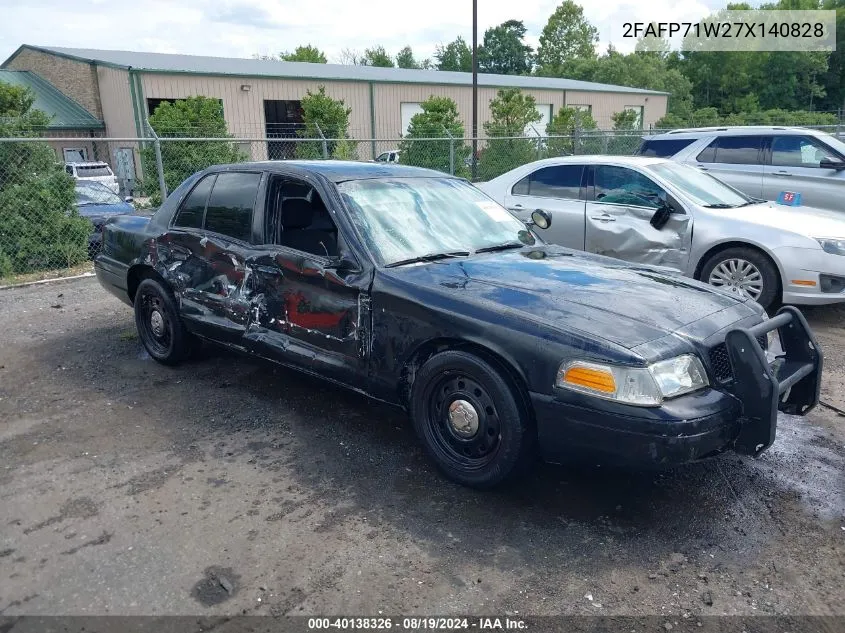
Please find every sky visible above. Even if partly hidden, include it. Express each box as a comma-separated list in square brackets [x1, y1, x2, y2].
[0, 0, 730, 65]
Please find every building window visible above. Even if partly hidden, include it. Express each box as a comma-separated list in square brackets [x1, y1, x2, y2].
[624, 105, 644, 129]
[527, 104, 553, 137]
[147, 97, 223, 117]
[62, 147, 87, 163]
[569, 104, 592, 113]
[401, 102, 424, 137]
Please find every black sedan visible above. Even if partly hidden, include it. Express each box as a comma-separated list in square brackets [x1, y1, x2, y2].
[94, 161, 822, 488]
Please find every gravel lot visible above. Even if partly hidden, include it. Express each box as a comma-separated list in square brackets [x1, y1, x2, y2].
[0, 277, 843, 618]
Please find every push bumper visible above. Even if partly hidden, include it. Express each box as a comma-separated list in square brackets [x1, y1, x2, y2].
[533, 306, 822, 467]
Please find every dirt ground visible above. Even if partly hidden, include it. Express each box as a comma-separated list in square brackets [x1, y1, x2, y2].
[0, 277, 842, 618]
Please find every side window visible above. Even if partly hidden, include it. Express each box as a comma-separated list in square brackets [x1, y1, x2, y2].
[512, 165, 583, 199]
[65, 165, 74, 176]
[698, 136, 763, 165]
[204, 172, 261, 242]
[512, 175, 529, 195]
[173, 175, 215, 229]
[771, 135, 839, 168]
[265, 177, 338, 257]
[636, 138, 695, 158]
[594, 166, 665, 209]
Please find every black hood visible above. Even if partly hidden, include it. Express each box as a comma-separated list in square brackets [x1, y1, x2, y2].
[387, 248, 760, 350]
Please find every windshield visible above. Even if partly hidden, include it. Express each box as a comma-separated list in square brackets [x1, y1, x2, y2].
[76, 182, 123, 205]
[338, 177, 535, 266]
[649, 162, 751, 207]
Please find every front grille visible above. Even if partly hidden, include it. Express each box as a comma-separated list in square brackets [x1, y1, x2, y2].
[708, 335, 768, 383]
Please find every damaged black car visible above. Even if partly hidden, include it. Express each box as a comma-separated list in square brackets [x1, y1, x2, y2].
[95, 161, 823, 488]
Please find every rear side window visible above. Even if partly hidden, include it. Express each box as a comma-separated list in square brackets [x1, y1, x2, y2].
[173, 175, 215, 229]
[204, 172, 261, 242]
[512, 165, 584, 200]
[636, 138, 695, 158]
[697, 136, 764, 165]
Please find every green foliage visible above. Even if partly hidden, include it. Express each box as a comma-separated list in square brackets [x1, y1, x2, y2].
[296, 86, 354, 159]
[656, 108, 839, 128]
[536, 0, 598, 75]
[398, 96, 470, 175]
[435, 37, 473, 72]
[362, 46, 395, 68]
[478, 89, 542, 179]
[141, 96, 246, 205]
[612, 110, 640, 130]
[545, 106, 598, 156]
[280, 45, 327, 63]
[395, 46, 419, 69]
[0, 80, 89, 274]
[478, 20, 533, 75]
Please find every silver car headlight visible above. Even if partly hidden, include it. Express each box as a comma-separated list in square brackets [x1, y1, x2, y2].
[816, 238, 845, 256]
[555, 355, 709, 407]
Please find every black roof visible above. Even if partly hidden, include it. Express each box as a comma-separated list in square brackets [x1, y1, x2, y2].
[214, 160, 453, 183]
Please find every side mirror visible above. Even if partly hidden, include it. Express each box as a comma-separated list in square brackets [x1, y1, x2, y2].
[326, 254, 359, 273]
[819, 157, 845, 171]
[530, 209, 552, 230]
[650, 194, 681, 230]
[124, 196, 134, 203]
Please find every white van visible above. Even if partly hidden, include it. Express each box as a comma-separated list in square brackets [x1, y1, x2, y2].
[65, 161, 119, 194]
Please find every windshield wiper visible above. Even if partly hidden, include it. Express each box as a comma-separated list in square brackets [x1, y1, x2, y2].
[703, 203, 735, 208]
[474, 242, 526, 254]
[384, 251, 471, 268]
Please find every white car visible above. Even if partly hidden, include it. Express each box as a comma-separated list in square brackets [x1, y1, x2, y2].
[374, 150, 400, 163]
[477, 155, 845, 308]
[65, 161, 119, 194]
[636, 126, 845, 212]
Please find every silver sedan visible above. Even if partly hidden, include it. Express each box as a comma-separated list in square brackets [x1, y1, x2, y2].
[477, 155, 845, 309]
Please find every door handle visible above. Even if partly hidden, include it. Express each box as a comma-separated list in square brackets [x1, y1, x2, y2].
[512, 203, 524, 208]
[775, 171, 793, 176]
[590, 214, 616, 222]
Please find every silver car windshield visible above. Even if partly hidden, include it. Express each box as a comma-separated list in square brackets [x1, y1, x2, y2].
[338, 177, 535, 266]
[649, 162, 751, 208]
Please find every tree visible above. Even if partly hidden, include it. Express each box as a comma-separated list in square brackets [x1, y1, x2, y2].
[545, 106, 598, 156]
[818, 0, 845, 110]
[478, 20, 533, 75]
[435, 37, 473, 72]
[612, 109, 640, 130]
[398, 96, 470, 175]
[536, 0, 598, 75]
[396, 46, 419, 69]
[296, 86, 355, 159]
[142, 96, 246, 204]
[478, 88, 541, 179]
[280, 45, 327, 63]
[0, 81, 90, 275]
[361, 46, 395, 68]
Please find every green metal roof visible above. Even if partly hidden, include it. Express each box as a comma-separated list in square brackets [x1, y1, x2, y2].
[0, 69, 103, 129]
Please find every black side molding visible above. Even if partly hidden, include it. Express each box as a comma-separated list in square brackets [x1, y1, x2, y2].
[724, 306, 823, 457]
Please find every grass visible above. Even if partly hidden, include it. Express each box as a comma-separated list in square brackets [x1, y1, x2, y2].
[0, 262, 94, 288]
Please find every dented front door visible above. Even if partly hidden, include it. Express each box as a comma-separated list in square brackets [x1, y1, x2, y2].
[239, 249, 365, 384]
[584, 165, 692, 272]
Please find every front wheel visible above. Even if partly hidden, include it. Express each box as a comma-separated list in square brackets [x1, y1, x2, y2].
[699, 247, 780, 309]
[410, 350, 536, 488]
[134, 277, 192, 365]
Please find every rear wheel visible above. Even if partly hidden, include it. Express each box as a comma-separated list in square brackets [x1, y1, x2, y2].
[410, 350, 535, 488]
[134, 277, 192, 365]
[699, 246, 780, 309]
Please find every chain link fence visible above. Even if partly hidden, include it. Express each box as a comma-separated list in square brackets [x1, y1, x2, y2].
[2, 120, 844, 280]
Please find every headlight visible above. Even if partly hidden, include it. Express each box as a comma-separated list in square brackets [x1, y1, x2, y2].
[816, 238, 845, 256]
[555, 354, 709, 406]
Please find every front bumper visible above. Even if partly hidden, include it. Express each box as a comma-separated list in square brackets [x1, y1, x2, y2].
[534, 307, 823, 467]
[776, 246, 845, 305]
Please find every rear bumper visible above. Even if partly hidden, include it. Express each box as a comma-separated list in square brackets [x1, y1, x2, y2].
[94, 256, 132, 307]
[533, 306, 823, 467]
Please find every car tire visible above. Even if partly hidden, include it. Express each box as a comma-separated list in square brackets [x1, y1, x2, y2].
[699, 246, 780, 310]
[134, 277, 192, 365]
[410, 350, 536, 488]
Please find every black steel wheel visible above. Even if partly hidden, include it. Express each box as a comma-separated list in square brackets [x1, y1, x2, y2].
[134, 277, 191, 365]
[410, 350, 535, 488]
